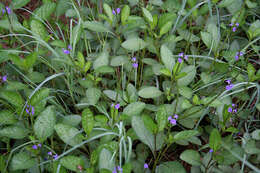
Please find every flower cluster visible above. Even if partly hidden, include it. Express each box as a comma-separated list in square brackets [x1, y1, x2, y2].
[113, 166, 122, 173]
[131, 57, 138, 68]
[0, 75, 7, 82]
[2, 6, 11, 15]
[178, 52, 188, 63]
[225, 79, 234, 91]
[26, 105, 35, 116]
[111, 103, 120, 110]
[229, 22, 239, 32]
[112, 8, 121, 15]
[32, 143, 42, 150]
[62, 45, 72, 54]
[47, 151, 59, 160]
[228, 103, 237, 113]
[235, 51, 243, 61]
[168, 114, 178, 126]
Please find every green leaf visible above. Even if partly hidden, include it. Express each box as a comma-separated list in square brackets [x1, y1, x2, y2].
[0, 110, 17, 125]
[103, 3, 114, 22]
[95, 66, 114, 74]
[93, 51, 109, 70]
[121, 37, 147, 51]
[54, 123, 83, 146]
[30, 20, 47, 40]
[0, 19, 24, 32]
[60, 155, 84, 172]
[6, 81, 27, 91]
[0, 91, 24, 108]
[142, 7, 153, 23]
[34, 2, 56, 20]
[158, 13, 177, 29]
[82, 108, 94, 136]
[30, 88, 49, 116]
[121, 5, 130, 25]
[10, 152, 37, 171]
[0, 125, 29, 139]
[123, 102, 146, 116]
[174, 130, 199, 141]
[34, 106, 56, 142]
[160, 44, 175, 71]
[251, 129, 260, 140]
[179, 86, 193, 99]
[218, 0, 236, 8]
[180, 150, 201, 166]
[24, 52, 38, 70]
[11, 0, 30, 9]
[201, 31, 212, 49]
[132, 116, 155, 152]
[59, 115, 81, 127]
[160, 68, 172, 77]
[247, 63, 256, 82]
[156, 105, 167, 132]
[83, 21, 111, 33]
[156, 161, 186, 173]
[209, 128, 222, 151]
[159, 21, 173, 36]
[177, 66, 196, 86]
[143, 114, 158, 134]
[86, 88, 101, 105]
[99, 148, 115, 171]
[110, 56, 129, 66]
[178, 29, 200, 42]
[138, 87, 162, 99]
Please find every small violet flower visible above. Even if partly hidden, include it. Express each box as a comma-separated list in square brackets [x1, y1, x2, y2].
[131, 57, 136, 62]
[62, 48, 70, 54]
[174, 114, 178, 119]
[38, 144, 42, 147]
[68, 45, 72, 50]
[235, 23, 239, 27]
[233, 109, 237, 113]
[184, 55, 188, 61]
[232, 27, 237, 32]
[117, 166, 123, 172]
[116, 8, 121, 14]
[111, 103, 114, 107]
[132, 63, 138, 68]
[144, 163, 149, 169]
[232, 104, 235, 107]
[178, 52, 184, 57]
[170, 119, 177, 125]
[209, 149, 213, 153]
[226, 84, 234, 91]
[225, 79, 231, 85]
[112, 167, 117, 173]
[53, 154, 58, 160]
[235, 51, 243, 61]
[115, 103, 120, 110]
[112, 10, 116, 15]
[168, 116, 172, 121]
[6, 6, 11, 14]
[2, 8, 5, 14]
[32, 145, 38, 150]
[228, 107, 233, 113]
[178, 57, 183, 63]
[26, 105, 35, 116]
[2, 75, 7, 82]
[48, 151, 52, 156]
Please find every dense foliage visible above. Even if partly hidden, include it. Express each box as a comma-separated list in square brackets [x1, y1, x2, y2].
[0, 0, 260, 172]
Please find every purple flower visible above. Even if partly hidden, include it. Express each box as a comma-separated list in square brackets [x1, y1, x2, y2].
[226, 84, 234, 90]
[170, 119, 176, 125]
[226, 80, 231, 84]
[82, 78, 86, 80]
[228, 107, 232, 113]
[235, 55, 239, 61]
[209, 149, 213, 153]
[117, 166, 123, 172]
[115, 103, 120, 110]
[31, 106, 35, 115]
[2, 75, 7, 82]
[53, 154, 58, 160]
[38, 144, 42, 147]
[239, 52, 243, 56]
[6, 6, 11, 14]
[229, 23, 233, 26]
[184, 55, 188, 60]
[168, 116, 172, 121]
[112, 167, 117, 173]
[111, 103, 114, 107]
[2, 8, 5, 14]
[132, 63, 138, 68]
[232, 27, 237, 32]
[174, 114, 178, 119]
[144, 163, 149, 169]
[233, 109, 237, 113]
[178, 52, 184, 57]
[112, 10, 116, 15]
[32, 145, 38, 150]
[178, 58, 183, 63]
[235, 23, 239, 26]
[48, 151, 52, 156]
[131, 57, 136, 62]
[68, 45, 72, 50]
[232, 104, 235, 107]
[116, 8, 121, 14]
[62, 48, 70, 54]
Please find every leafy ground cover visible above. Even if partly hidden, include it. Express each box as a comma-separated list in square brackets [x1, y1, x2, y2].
[0, 0, 260, 172]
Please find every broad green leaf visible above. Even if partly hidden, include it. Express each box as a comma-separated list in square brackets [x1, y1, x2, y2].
[59, 115, 81, 127]
[142, 7, 153, 23]
[54, 123, 83, 146]
[150, 0, 163, 6]
[99, 148, 115, 171]
[24, 52, 38, 70]
[86, 88, 101, 105]
[174, 130, 199, 141]
[158, 13, 177, 29]
[103, 90, 125, 104]
[110, 56, 129, 66]
[156, 105, 167, 132]
[123, 102, 146, 116]
[0, 19, 24, 32]
[6, 81, 27, 91]
[56, 0, 71, 17]
[82, 108, 94, 136]
[0, 110, 17, 125]
[0, 91, 24, 108]
[247, 63, 256, 82]
[95, 66, 115, 74]
[103, 3, 113, 22]
[156, 161, 186, 173]
[177, 66, 196, 86]
[132, 116, 155, 152]
[160, 44, 175, 71]
[11, 0, 30, 9]
[178, 29, 200, 42]
[160, 21, 173, 36]
[180, 150, 201, 166]
[30, 20, 47, 40]
[60, 156, 84, 172]
[143, 114, 158, 134]
[30, 88, 49, 116]
[83, 21, 111, 33]
[160, 68, 172, 77]
[0, 125, 29, 139]
[34, 106, 56, 142]
[121, 5, 130, 25]
[251, 129, 260, 140]
[27, 71, 45, 83]
[138, 87, 162, 99]
[121, 37, 147, 51]
[218, 0, 236, 8]
[179, 86, 192, 99]
[93, 51, 109, 70]
[201, 31, 212, 50]
[10, 152, 37, 171]
[34, 2, 56, 20]
[209, 128, 222, 151]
